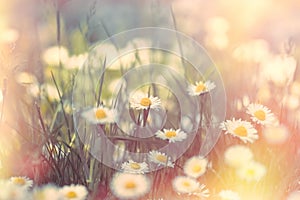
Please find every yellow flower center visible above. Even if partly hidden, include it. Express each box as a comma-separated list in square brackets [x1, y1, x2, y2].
[195, 83, 207, 93]
[95, 108, 107, 119]
[156, 154, 167, 163]
[165, 131, 177, 138]
[125, 181, 136, 189]
[192, 165, 202, 173]
[254, 110, 266, 121]
[234, 126, 248, 137]
[66, 191, 77, 199]
[130, 162, 141, 170]
[247, 169, 255, 177]
[140, 97, 152, 107]
[182, 181, 191, 187]
[12, 178, 26, 185]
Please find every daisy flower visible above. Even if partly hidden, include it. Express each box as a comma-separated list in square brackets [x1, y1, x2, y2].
[236, 161, 266, 182]
[218, 190, 240, 200]
[10, 176, 33, 189]
[121, 160, 149, 174]
[187, 80, 216, 96]
[33, 184, 62, 200]
[224, 145, 253, 168]
[220, 118, 258, 143]
[129, 92, 161, 110]
[155, 128, 187, 143]
[59, 184, 88, 200]
[81, 106, 116, 124]
[148, 150, 174, 168]
[183, 156, 208, 178]
[246, 103, 276, 125]
[172, 177, 209, 198]
[110, 173, 151, 199]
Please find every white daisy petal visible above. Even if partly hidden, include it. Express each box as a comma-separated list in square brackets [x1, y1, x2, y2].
[220, 118, 258, 143]
[110, 173, 151, 199]
[121, 160, 149, 174]
[155, 128, 187, 143]
[246, 103, 276, 125]
[148, 150, 174, 168]
[81, 106, 116, 124]
[33, 184, 62, 200]
[188, 80, 216, 96]
[129, 92, 161, 110]
[10, 176, 33, 189]
[183, 156, 208, 178]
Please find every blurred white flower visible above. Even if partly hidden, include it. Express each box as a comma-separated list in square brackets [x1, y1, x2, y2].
[110, 173, 151, 199]
[220, 118, 258, 143]
[219, 190, 240, 200]
[121, 160, 149, 174]
[15, 72, 38, 85]
[41, 84, 60, 102]
[246, 103, 276, 125]
[129, 92, 161, 110]
[260, 54, 296, 86]
[65, 53, 88, 70]
[283, 94, 300, 110]
[183, 156, 208, 178]
[172, 176, 199, 195]
[0, 180, 30, 200]
[290, 81, 300, 96]
[59, 184, 88, 200]
[42, 46, 69, 66]
[205, 16, 230, 50]
[155, 128, 187, 143]
[188, 80, 216, 96]
[287, 190, 300, 200]
[224, 145, 253, 168]
[81, 106, 117, 124]
[236, 161, 266, 182]
[0, 28, 19, 44]
[33, 184, 62, 200]
[233, 39, 270, 63]
[262, 125, 289, 145]
[148, 150, 174, 168]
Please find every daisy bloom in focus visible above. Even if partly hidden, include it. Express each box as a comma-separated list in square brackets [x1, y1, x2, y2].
[236, 161, 266, 182]
[10, 176, 33, 189]
[188, 80, 216, 96]
[110, 173, 151, 199]
[246, 103, 276, 125]
[59, 184, 88, 200]
[121, 160, 149, 174]
[81, 106, 116, 124]
[224, 145, 253, 168]
[220, 118, 258, 143]
[148, 150, 174, 168]
[172, 176, 199, 194]
[33, 184, 62, 200]
[183, 156, 208, 178]
[218, 190, 240, 200]
[155, 128, 187, 143]
[129, 92, 161, 110]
